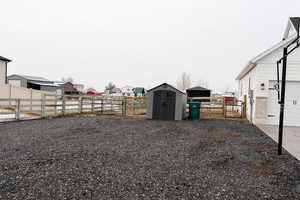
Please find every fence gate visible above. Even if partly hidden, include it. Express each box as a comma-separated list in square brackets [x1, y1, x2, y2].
[224, 100, 244, 119]
[188, 97, 245, 119]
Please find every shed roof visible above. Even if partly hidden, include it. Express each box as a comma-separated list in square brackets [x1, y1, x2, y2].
[148, 83, 185, 94]
[186, 86, 210, 91]
[0, 56, 11, 62]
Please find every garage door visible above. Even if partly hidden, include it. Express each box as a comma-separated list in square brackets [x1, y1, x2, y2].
[267, 81, 300, 126]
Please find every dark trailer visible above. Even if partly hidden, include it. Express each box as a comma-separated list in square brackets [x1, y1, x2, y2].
[186, 86, 211, 102]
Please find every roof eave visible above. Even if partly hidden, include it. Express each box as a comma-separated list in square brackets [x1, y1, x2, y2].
[0, 58, 12, 62]
[236, 35, 296, 80]
[236, 62, 256, 80]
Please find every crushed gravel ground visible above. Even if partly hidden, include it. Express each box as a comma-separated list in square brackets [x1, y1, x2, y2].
[0, 115, 299, 200]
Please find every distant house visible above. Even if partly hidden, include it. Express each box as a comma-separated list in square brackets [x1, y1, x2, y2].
[0, 56, 11, 85]
[186, 86, 211, 102]
[133, 87, 146, 97]
[58, 82, 80, 95]
[121, 85, 134, 96]
[7, 74, 62, 93]
[73, 84, 84, 93]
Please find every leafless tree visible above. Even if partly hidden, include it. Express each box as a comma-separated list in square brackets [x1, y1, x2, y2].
[176, 72, 192, 91]
[105, 82, 116, 94]
[196, 79, 210, 89]
[61, 77, 74, 83]
[222, 84, 234, 94]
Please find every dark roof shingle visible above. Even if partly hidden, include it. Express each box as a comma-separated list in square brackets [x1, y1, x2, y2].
[0, 56, 11, 62]
[290, 17, 300, 33]
[148, 83, 185, 94]
[186, 86, 210, 91]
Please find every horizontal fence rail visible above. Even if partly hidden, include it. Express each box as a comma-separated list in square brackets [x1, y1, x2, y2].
[0, 94, 147, 122]
[188, 97, 245, 119]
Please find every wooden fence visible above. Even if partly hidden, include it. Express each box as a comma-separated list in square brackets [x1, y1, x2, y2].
[0, 94, 147, 121]
[188, 97, 246, 119]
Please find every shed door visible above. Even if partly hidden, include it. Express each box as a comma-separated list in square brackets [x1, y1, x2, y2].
[153, 90, 176, 120]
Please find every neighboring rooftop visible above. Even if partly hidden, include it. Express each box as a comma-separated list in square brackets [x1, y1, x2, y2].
[187, 86, 210, 91]
[9, 74, 50, 82]
[133, 87, 145, 94]
[27, 81, 59, 87]
[0, 56, 11, 62]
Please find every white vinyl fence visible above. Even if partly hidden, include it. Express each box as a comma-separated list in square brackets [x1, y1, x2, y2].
[0, 93, 146, 121]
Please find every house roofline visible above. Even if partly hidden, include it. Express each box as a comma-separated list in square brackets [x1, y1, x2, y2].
[0, 56, 11, 62]
[236, 35, 296, 80]
[148, 83, 185, 94]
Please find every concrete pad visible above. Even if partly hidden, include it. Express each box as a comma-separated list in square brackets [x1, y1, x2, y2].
[257, 124, 300, 160]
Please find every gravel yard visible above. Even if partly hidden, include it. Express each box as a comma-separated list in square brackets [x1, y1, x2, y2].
[0, 115, 299, 200]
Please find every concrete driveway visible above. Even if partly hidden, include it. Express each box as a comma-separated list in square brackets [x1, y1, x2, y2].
[258, 125, 300, 160]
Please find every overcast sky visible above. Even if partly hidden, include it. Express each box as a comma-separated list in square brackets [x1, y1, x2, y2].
[1, 0, 299, 92]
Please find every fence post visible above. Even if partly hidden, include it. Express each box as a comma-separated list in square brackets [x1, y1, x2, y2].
[30, 89, 33, 112]
[101, 98, 104, 114]
[223, 97, 226, 118]
[78, 96, 81, 113]
[133, 97, 136, 115]
[242, 95, 247, 119]
[91, 96, 95, 113]
[15, 99, 20, 120]
[122, 97, 126, 116]
[79, 96, 83, 113]
[62, 95, 66, 115]
[110, 97, 113, 113]
[41, 94, 46, 117]
[54, 95, 57, 115]
[9, 84, 12, 107]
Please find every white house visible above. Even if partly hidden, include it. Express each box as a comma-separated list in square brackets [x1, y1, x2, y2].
[0, 56, 11, 85]
[121, 85, 135, 96]
[236, 17, 300, 126]
[73, 83, 84, 93]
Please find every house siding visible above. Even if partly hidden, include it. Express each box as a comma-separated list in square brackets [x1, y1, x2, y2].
[238, 67, 257, 122]
[238, 43, 300, 125]
[8, 75, 29, 88]
[255, 46, 300, 98]
[0, 61, 7, 85]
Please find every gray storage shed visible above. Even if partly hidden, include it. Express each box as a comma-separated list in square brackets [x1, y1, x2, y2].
[146, 83, 186, 120]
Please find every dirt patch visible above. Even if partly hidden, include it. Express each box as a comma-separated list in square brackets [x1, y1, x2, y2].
[252, 164, 279, 177]
[241, 141, 275, 151]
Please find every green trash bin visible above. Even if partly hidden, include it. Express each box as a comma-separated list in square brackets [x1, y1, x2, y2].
[189, 102, 200, 120]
